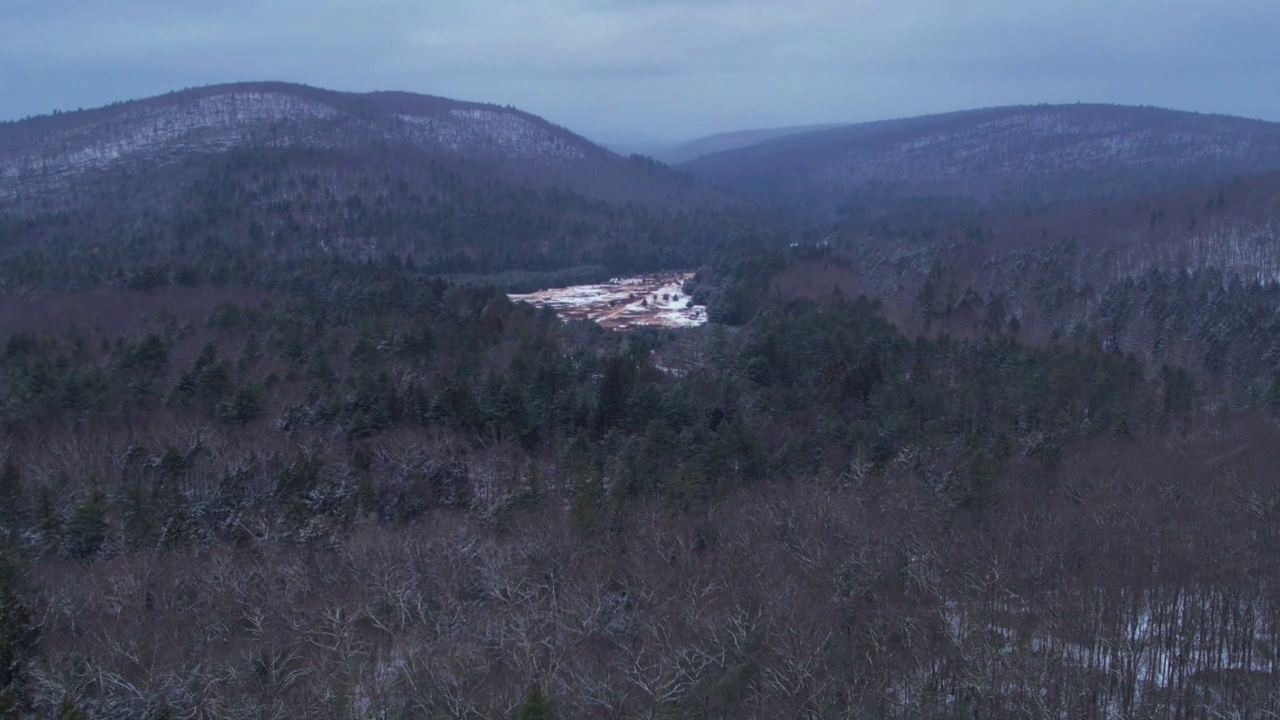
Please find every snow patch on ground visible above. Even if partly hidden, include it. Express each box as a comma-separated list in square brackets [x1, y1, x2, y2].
[394, 110, 586, 161]
[509, 273, 707, 330]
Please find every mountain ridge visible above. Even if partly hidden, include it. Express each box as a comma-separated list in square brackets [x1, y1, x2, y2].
[0, 81, 701, 211]
[0, 81, 746, 280]
[651, 123, 849, 164]
[679, 103, 1280, 212]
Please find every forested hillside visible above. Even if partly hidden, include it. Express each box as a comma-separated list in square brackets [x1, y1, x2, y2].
[0, 86, 1278, 718]
[0, 144, 751, 286]
[682, 104, 1280, 212]
[0, 82, 707, 210]
[0, 83, 742, 287]
[755, 171, 1280, 404]
[0, 241, 1275, 716]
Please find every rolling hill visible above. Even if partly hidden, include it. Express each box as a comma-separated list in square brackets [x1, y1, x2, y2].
[0, 82, 747, 279]
[680, 104, 1280, 213]
[0, 81, 704, 210]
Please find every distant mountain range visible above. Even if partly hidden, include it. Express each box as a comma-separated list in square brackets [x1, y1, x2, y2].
[678, 104, 1280, 212]
[10, 88, 1280, 219]
[7, 85, 1280, 281]
[648, 124, 848, 165]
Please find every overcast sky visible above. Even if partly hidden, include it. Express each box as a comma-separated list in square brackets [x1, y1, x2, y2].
[3, 0, 1277, 145]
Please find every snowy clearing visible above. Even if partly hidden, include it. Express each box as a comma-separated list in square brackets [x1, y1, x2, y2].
[509, 273, 707, 330]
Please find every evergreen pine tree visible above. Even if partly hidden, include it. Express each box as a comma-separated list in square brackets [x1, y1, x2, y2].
[516, 682, 554, 720]
[0, 585, 38, 711]
[64, 488, 107, 562]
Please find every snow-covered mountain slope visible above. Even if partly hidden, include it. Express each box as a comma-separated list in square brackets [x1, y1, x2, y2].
[0, 82, 684, 207]
[680, 104, 1280, 210]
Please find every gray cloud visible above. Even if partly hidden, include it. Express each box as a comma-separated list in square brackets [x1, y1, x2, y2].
[1, 0, 1276, 143]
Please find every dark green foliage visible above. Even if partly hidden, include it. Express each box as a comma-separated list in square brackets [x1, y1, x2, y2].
[515, 683, 554, 720]
[173, 343, 232, 409]
[116, 333, 169, 380]
[54, 696, 85, 720]
[217, 384, 263, 426]
[0, 586, 38, 713]
[565, 437, 598, 533]
[594, 355, 636, 433]
[63, 488, 107, 562]
[0, 686, 18, 719]
[0, 460, 21, 526]
[205, 302, 254, 331]
[1160, 363, 1196, 414]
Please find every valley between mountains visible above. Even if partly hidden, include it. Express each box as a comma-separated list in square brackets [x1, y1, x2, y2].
[1, 83, 1280, 718]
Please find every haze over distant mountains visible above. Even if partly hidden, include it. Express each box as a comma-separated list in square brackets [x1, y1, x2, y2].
[676, 104, 1280, 211]
[637, 124, 848, 165]
[8, 84, 1280, 219]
